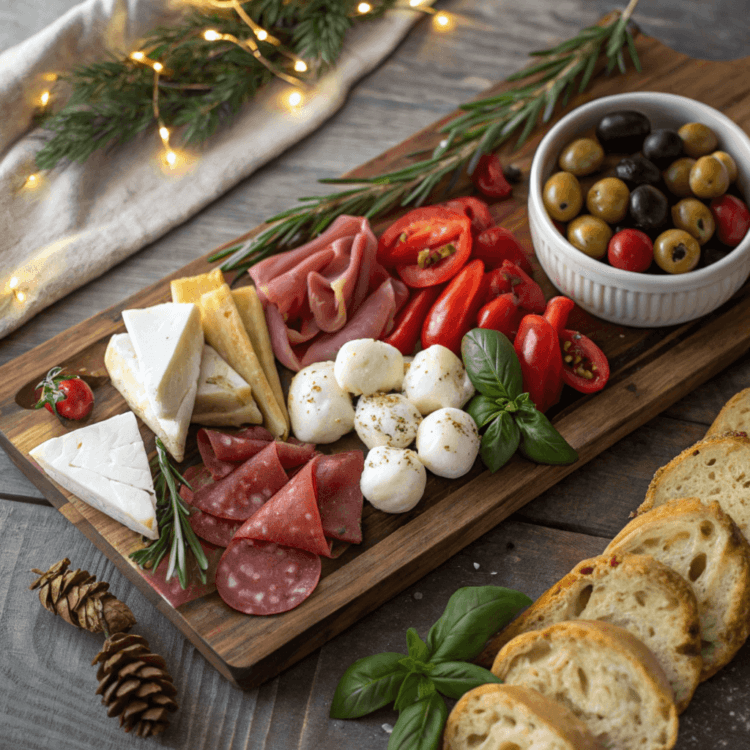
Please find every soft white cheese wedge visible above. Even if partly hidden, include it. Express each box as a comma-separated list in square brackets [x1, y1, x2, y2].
[105, 333, 194, 461]
[192, 345, 262, 427]
[122, 302, 203, 420]
[30, 412, 158, 539]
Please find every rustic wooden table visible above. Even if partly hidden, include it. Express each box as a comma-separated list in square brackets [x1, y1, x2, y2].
[2, 2, 750, 748]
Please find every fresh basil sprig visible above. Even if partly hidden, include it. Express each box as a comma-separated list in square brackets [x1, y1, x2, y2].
[330, 586, 531, 749]
[461, 328, 578, 472]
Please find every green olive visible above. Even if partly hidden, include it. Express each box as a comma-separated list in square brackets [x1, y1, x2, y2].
[663, 157, 696, 198]
[689, 155, 729, 199]
[711, 151, 738, 182]
[671, 198, 715, 245]
[567, 215, 612, 259]
[558, 138, 605, 176]
[678, 122, 719, 159]
[586, 177, 630, 223]
[543, 171, 583, 222]
[654, 229, 701, 273]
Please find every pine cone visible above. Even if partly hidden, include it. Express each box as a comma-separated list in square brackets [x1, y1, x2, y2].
[93, 632, 178, 738]
[30, 558, 136, 635]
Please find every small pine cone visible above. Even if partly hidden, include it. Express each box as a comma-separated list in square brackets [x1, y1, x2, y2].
[93, 632, 178, 738]
[30, 558, 136, 635]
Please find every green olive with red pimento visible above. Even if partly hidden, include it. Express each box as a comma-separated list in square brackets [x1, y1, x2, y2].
[671, 198, 715, 245]
[653, 229, 701, 274]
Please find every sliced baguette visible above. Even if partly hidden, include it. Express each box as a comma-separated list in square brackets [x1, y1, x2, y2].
[638, 433, 750, 539]
[706, 388, 750, 437]
[443, 684, 602, 750]
[606, 498, 750, 680]
[478, 552, 701, 713]
[491, 620, 678, 750]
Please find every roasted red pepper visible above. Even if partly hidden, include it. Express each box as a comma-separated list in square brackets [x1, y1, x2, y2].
[514, 314, 563, 413]
[422, 259, 486, 355]
[382, 285, 443, 355]
[485, 261, 545, 314]
[477, 293, 523, 340]
[473, 226, 533, 275]
[471, 153, 513, 200]
[441, 196, 494, 237]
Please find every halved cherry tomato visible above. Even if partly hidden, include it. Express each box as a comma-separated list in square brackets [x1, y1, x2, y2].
[382, 285, 443, 355]
[484, 261, 545, 314]
[471, 153, 513, 199]
[422, 259, 486, 355]
[440, 197, 494, 236]
[477, 293, 523, 340]
[473, 226, 533, 274]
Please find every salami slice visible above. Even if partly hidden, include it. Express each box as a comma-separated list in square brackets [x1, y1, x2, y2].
[189, 510, 242, 548]
[180, 464, 215, 505]
[208, 426, 274, 460]
[191, 442, 288, 520]
[315, 451, 364, 544]
[216, 539, 321, 615]
[197, 430, 239, 479]
[235, 458, 332, 557]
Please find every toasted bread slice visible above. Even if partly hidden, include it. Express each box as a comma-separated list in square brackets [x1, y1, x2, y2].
[478, 552, 701, 713]
[491, 620, 678, 750]
[639, 433, 750, 539]
[706, 388, 750, 437]
[443, 684, 602, 750]
[606, 498, 750, 680]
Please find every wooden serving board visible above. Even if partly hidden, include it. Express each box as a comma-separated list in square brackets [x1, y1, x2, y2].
[2, 31, 750, 690]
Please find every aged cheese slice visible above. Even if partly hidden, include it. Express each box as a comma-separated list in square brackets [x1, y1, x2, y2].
[170, 267, 225, 305]
[193, 345, 262, 427]
[121, 302, 203, 420]
[105, 333, 193, 462]
[30, 412, 158, 539]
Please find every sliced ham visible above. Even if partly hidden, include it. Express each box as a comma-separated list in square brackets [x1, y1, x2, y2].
[315, 451, 364, 544]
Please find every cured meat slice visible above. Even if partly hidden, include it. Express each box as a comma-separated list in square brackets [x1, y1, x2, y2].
[180, 464, 214, 504]
[197, 429, 238, 480]
[315, 451, 364, 544]
[190, 442, 288, 520]
[189, 510, 242, 548]
[236, 458, 332, 557]
[207, 426, 273, 461]
[216, 539, 321, 615]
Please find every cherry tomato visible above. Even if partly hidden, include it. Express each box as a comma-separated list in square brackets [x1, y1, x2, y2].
[710, 195, 750, 247]
[471, 154, 513, 200]
[484, 261, 546, 314]
[472, 226, 533, 275]
[607, 229, 653, 272]
[514, 314, 563, 413]
[382, 285, 443, 355]
[477, 293, 523, 341]
[34, 367, 94, 420]
[560, 330, 610, 394]
[440, 197, 494, 236]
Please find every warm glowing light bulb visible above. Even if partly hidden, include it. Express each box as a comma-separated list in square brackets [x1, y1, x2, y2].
[153, 62, 164, 72]
[40, 91, 51, 106]
[166, 150, 177, 166]
[288, 91, 303, 107]
[15, 291, 26, 303]
[357, 2, 371, 13]
[256, 29, 268, 41]
[131, 51, 145, 61]
[436, 13, 449, 26]
[9, 277, 19, 290]
[294, 60, 307, 73]
[159, 126, 170, 141]
[204, 29, 221, 41]
[409, 0, 422, 5]
[25, 174, 39, 187]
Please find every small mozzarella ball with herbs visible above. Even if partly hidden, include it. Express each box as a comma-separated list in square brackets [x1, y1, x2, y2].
[678, 122, 718, 159]
[543, 172, 583, 222]
[671, 198, 715, 245]
[354, 393, 422, 450]
[689, 155, 730, 199]
[663, 157, 696, 198]
[403, 345, 475, 415]
[360, 446, 426, 513]
[334, 339, 403, 396]
[416, 408, 480, 479]
[567, 215, 612, 259]
[586, 177, 630, 223]
[558, 138, 604, 176]
[288, 362, 354, 444]
[654, 229, 701, 274]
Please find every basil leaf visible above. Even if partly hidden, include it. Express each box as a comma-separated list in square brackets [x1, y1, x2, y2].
[480, 412, 520, 473]
[466, 394, 502, 430]
[388, 693, 447, 750]
[461, 328, 523, 400]
[406, 627, 431, 662]
[515, 405, 579, 465]
[427, 586, 532, 663]
[394, 673, 434, 712]
[429, 661, 502, 700]
[330, 652, 407, 719]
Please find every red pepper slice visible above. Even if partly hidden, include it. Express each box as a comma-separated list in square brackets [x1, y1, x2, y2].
[485, 261, 545, 314]
[421, 259, 486, 355]
[560, 330, 610, 394]
[514, 314, 563, 413]
[471, 154, 513, 200]
[440, 197, 494, 236]
[477, 293, 523, 341]
[382, 286, 443, 355]
[473, 226, 533, 275]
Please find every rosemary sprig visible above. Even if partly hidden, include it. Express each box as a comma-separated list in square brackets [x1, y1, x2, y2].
[130, 438, 208, 589]
[215, 0, 642, 274]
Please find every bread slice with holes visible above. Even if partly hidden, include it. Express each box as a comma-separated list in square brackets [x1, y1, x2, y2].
[706, 388, 750, 437]
[477, 552, 702, 713]
[638, 433, 750, 540]
[443, 684, 603, 750]
[606, 498, 750, 680]
[491, 620, 678, 750]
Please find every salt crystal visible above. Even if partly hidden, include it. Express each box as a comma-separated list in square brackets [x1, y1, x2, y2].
[382, 724, 394, 734]
[473, 562, 480, 570]
[491, 571, 498, 576]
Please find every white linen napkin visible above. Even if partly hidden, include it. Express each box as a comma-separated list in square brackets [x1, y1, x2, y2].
[0, 0, 432, 339]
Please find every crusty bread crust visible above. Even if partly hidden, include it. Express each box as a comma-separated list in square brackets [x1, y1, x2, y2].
[477, 552, 702, 713]
[443, 684, 602, 750]
[606, 498, 750, 680]
[706, 388, 750, 437]
[491, 620, 678, 750]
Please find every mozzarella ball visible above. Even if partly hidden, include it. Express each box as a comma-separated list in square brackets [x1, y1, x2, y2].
[334, 339, 403, 396]
[288, 361, 354, 443]
[355, 393, 422, 449]
[416, 408, 480, 479]
[360, 446, 426, 513]
[403, 345, 475, 415]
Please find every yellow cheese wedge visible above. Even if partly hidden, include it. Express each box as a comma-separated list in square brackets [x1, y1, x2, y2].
[170, 267, 225, 304]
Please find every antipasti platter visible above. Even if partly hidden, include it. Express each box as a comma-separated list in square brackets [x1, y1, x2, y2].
[2, 30, 750, 692]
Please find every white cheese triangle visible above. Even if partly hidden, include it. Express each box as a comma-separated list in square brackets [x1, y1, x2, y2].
[30, 412, 158, 539]
[122, 302, 203, 420]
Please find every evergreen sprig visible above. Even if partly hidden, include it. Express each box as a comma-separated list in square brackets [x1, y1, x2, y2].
[214, 0, 642, 274]
[130, 438, 208, 590]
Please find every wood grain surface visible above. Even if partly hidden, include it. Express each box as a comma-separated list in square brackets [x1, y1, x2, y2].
[3, 1, 750, 749]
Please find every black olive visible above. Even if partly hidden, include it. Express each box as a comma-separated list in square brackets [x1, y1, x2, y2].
[629, 185, 669, 231]
[642, 129, 683, 168]
[698, 244, 733, 268]
[614, 155, 661, 186]
[503, 164, 522, 183]
[595, 110, 651, 153]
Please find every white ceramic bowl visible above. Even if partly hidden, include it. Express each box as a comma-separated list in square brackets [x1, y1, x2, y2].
[528, 92, 750, 327]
